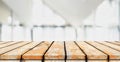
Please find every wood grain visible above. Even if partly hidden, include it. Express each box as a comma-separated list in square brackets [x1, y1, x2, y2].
[0, 42, 29, 56]
[65, 41, 85, 60]
[110, 60, 120, 62]
[86, 41, 120, 60]
[66, 60, 85, 62]
[76, 41, 107, 60]
[0, 60, 19, 62]
[45, 41, 64, 60]
[0, 41, 120, 62]
[0, 42, 40, 59]
[0, 42, 9, 45]
[22, 60, 41, 62]
[23, 41, 53, 60]
[45, 60, 64, 62]
[0, 42, 20, 49]
[98, 41, 120, 51]
[106, 41, 120, 45]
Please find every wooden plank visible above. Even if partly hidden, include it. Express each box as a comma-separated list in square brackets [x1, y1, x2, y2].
[109, 60, 120, 62]
[86, 41, 120, 60]
[66, 60, 84, 62]
[23, 41, 53, 60]
[0, 60, 19, 62]
[110, 60, 120, 62]
[98, 41, 120, 52]
[0, 41, 10, 45]
[106, 41, 120, 46]
[45, 60, 64, 62]
[76, 41, 107, 60]
[65, 41, 85, 60]
[0, 41, 120, 62]
[0, 42, 41, 59]
[67, 60, 107, 62]
[23, 60, 41, 62]
[24, 60, 64, 62]
[115, 41, 120, 43]
[0, 42, 30, 56]
[24, 60, 108, 62]
[0, 60, 117, 62]
[45, 41, 64, 60]
[88, 60, 107, 62]
[0, 42, 20, 49]
[0, 41, 6, 43]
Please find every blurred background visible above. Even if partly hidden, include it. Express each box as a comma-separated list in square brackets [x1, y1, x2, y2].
[0, 0, 119, 41]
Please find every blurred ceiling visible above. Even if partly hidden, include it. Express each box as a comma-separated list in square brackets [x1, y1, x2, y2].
[2, 0, 104, 26]
[2, 0, 32, 24]
[0, 0, 10, 23]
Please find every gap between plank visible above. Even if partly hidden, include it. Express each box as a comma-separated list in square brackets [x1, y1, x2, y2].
[74, 41, 88, 62]
[85, 41, 109, 62]
[64, 41, 67, 62]
[96, 41, 120, 52]
[20, 41, 44, 62]
[0, 42, 31, 56]
[0, 42, 22, 49]
[42, 41, 54, 62]
[105, 41, 120, 46]
[0, 41, 10, 45]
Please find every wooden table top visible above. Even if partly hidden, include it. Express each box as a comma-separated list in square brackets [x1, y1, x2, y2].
[0, 41, 120, 62]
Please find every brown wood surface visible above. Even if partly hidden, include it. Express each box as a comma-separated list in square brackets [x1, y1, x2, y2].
[66, 60, 85, 62]
[106, 41, 120, 46]
[45, 41, 64, 60]
[110, 60, 120, 62]
[0, 42, 40, 59]
[45, 60, 64, 62]
[0, 41, 9, 45]
[2, 60, 119, 62]
[23, 41, 53, 60]
[86, 41, 120, 60]
[65, 41, 85, 60]
[76, 41, 107, 60]
[0, 60, 19, 62]
[23, 60, 42, 62]
[0, 41, 120, 62]
[0, 42, 29, 56]
[98, 41, 120, 52]
[0, 42, 20, 49]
